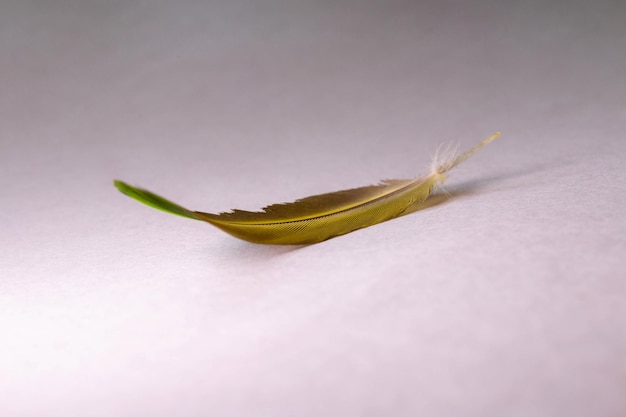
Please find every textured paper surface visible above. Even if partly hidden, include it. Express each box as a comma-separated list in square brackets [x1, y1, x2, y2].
[1, 1, 625, 416]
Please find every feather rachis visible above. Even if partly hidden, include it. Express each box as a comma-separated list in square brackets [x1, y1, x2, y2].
[193, 175, 439, 244]
[114, 132, 500, 244]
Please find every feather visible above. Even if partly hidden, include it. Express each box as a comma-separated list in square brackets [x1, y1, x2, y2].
[114, 132, 500, 244]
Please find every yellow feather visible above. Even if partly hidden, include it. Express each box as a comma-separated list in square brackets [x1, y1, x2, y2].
[115, 132, 500, 244]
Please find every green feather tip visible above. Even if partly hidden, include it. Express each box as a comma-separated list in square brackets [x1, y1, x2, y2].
[113, 180, 200, 220]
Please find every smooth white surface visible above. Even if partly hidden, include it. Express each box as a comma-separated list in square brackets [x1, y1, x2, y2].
[1, 1, 625, 416]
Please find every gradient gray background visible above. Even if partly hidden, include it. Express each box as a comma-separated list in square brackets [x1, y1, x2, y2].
[1, 1, 625, 416]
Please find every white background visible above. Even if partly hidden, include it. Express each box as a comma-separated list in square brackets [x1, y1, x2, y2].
[1, 1, 625, 416]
